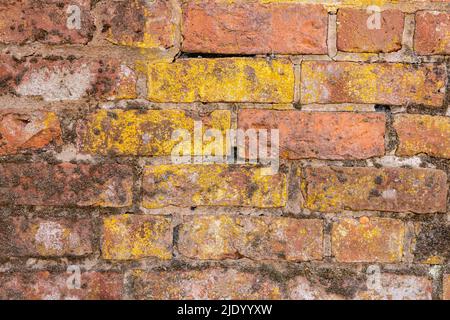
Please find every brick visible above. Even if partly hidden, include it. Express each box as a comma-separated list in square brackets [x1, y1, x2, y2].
[415, 11, 450, 55]
[0, 216, 92, 258]
[413, 222, 449, 265]
[303, 166, 447, 213]
[102, 215, 172, 261]
[355, 274, 432, 300]
[100, 0, 178, 49]
[394, 114, 450, 159]
[332, 218, 404, 263]
[130, 269, 283, 300]
[147, 58, 294, 103]
[0, 112, 61, 156]
[142, 164, 287, 208]
[287, 276, 344, 300]
[0, 0, 94, 45]
[444, 275, 450, 300]
[0, 271, 123, 300]
[0, 55, 136, 101]
[301, 61, 447, 107]
[177, 216, 323, 261]
[0, 163, 133, 207]
[337, 9, 404, 53]
[238, 110, 385, 160]
[182, 1, 327, 54]
[77, 109, 231, 156]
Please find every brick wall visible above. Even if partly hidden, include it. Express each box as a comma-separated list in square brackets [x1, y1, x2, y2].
[0, 0, 449, 300]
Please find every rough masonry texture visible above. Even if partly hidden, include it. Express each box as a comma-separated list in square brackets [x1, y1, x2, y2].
[0, 0, 449, 301]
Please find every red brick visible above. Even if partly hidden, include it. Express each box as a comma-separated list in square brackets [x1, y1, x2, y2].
[0, 216, 93, 258]
[332, 218, 405, 263]
[238, 110, 385, 160]
[301, 61, 447, 107]
[303, 166, 447, 213]
[355, 274, 432, 300]
[0, 271, 123, 300]
[0, 0, 94, 45]
[0, 55, 136, 101]
[394, 114, 450, 159]
[182, 1, 328, 54]
[444, 275, 450, 300]
[177, 216, 323, 261]
[0, 112, 61, 156]
[337, 9, 404, 53]
[415, 11, 450, 55]
[0, 163, 133, 207]
[99, 0, 178, 49]
[287, 276, 344, 300]
[130, 269, 283, 300]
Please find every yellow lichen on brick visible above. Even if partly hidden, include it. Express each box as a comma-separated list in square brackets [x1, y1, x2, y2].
[147, 58, 294, 103]
[332, 218, 405, 263]
[78, 109, 231, 156]
[303, 167, 448, 213]
[142, 164, 288, 208]
[301, 61, 447, 107]
[394, 114, 450, 159]
[102, 215, 172, 260]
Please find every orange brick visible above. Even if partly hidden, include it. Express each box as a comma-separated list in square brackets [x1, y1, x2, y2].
[0, 271, 123, 300]
[394, 114, 450, 159]
[238, 110, 385, 160]
[337, 9, 404, 53]
[182, 1, 328, 54]
[332, 218, 405, 263]
[130, 269, 283, 300]
[177, 216, 323, 261]
[0, 217, 93, 258]
[415, 11, 450, 55]
[0, 112, 61, 155]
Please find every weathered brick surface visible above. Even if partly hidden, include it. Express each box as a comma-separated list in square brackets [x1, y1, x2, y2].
[0, 163, 133, 207]
[301, 61, 447, 107]
[0, 55, 136, 101]
[415, 11, 450, 55]
[394, 114, 450, 159]
[99, 0, 178, 49]
[147, 58, 294, 103]
[77, 109, 230, 156]
[337, 9, 405, 53]
[130, 269, 283, 300]
[444, 275, 450, 300]
[143, 164, 287, 208]
[182, 1, 328, 54]
[355, 274, 432, 300]
[0, 0, 94, 45]
[332, 218, 405, 263]
[0, 112, 61, 155]
[0, 271, 123, 300]
[177, 216, 323, 261]
[303, 167, 448, 213]
[0, 216, 93, 258]
[102, 215, 172, 260]
[238, 110, 386, 160]
[0, 0, 449, 301]
[413, 222, 449, 264]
